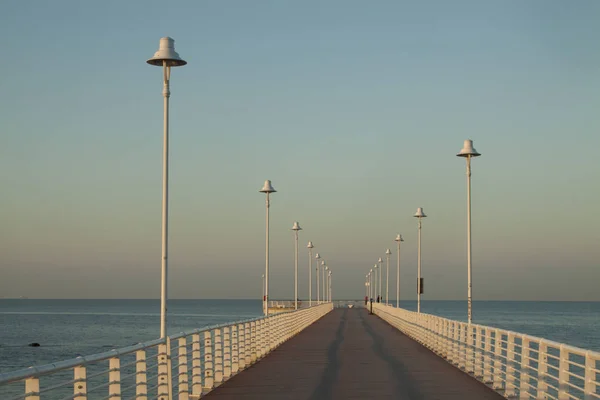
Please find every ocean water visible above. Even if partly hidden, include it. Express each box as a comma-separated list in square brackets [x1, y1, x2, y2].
[1, 299, 599, 375]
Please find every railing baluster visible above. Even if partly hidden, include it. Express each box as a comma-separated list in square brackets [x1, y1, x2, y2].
[136, 350, 148, 400]
[250, 321, 257, 364]
[584, 351, 595, 399]
[25, 377, 40, 400]
[520, 337, 530, 399]
[493, 329, 503, 391]
[244, 322, 252, 366]
[558, 344, 569, 400]
[204, 331, 214, 391]
[238, 323, 246, 371]
[506, 333, 516, 397]
[484, 328, 493, 383]
[223, 326, 232, 379]
[537, 340, 547, 399]
[73, 365, 87, 400]
[109, 357, 121, 399]
[475, 327, 483, 377]
[157, 343, 170, 400]
[178, 337, 189, 400]
[231, 325, 239, 375]
[214, 328, 223, 385]
[191, 334, 202, 398]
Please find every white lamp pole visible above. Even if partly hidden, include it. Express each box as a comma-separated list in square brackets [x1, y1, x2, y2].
[414, 207, 427, 314]
[385, 250, 391, 305]
[378, 258, 383, 303]
[373, 264, 378, 301]
[394, 234, 404, 308]
[262, 274, 265, 304]
[260, 180, 276, 316]
[321, 261, 326, 302]
[315, 253, 321, 303]
[325, 265, 329, 302]
[147, 37, 187, 339]
[291, 222, 302, 310]
[307, 242, 314, 307]
[370, 269, 373, 299]
[457, 139, 481, 324]
[328, 271, 332, 302]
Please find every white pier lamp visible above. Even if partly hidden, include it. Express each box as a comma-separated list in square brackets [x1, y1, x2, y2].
[378, 257, 383, 303]
[260, 180, 276, 316]
[315, 253, 321, 303]
[291, 222, 302, 310]
[414, 207, 427, 314]
[307, 242, 314, 306]
[457, 139, 481, 324]
[373, 263, 378, 301]
[384, 249, 391, 305]
[394, 234, 404, 307]
[321, 260, 326, 302]
[147, 37, 187, 339]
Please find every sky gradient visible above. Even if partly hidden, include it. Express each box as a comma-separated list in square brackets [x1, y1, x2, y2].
[2, 0, 599, 300]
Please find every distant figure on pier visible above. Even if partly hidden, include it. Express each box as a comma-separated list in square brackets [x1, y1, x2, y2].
[377, 295, 380, 303]
[364, 296, 368, 305]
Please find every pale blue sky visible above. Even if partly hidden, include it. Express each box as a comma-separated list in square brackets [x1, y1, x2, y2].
[1, 1, 599, 300]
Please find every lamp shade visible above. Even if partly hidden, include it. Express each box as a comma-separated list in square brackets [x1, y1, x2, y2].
[307, 241, 314, 249]
[457, 139, 481, 157]
[395, 234, 404, 242]
[291, 221, 302, 231]
[414, 207, 427, 218]
[147, 37, 187, 67]
[259, 180, 276, 193]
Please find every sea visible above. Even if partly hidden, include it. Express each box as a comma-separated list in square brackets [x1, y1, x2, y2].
[1, 299, 599, 375]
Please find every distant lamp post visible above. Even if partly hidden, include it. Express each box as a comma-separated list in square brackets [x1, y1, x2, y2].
[315, 253, 321, 303]
[307, 241, 314, 307]
[378, 257, 383, 303]
[414, 207, 427, 314]
[147, 37, 187, 339]
[291, 222, 302, 310]
[394, 234, 404, 308]
[322, 261, 326, 302]
[370, 269, 373, 299]
[259, 180, 276, 316]
[328, 271, 332, 302]
[457, 139, 481, 324]
[373, 263, 378, 302]
[262, 274, 265, 304]
[324, 265, 329, 302]
[385, 249, 391, 305]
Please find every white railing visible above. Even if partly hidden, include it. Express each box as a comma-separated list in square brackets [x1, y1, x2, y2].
[372, 303, 600, 400]
[0, 303, 333, 400]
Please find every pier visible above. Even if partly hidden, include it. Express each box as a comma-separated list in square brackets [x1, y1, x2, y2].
[1, 303, 599, 399]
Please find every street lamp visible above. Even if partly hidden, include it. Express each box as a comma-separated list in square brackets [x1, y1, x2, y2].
[414, 207, 427, 314]
[373, 263, 378, 302]
[328, 271, 332, 302]
[259, 180, 276, 316]
[457, 139, 481, 324]
[147, 37, 187, 339]
[262, 274, 265, 304]
[394, 234, 404, 308]
[315, 253, 321, 303]
[322, 261, 326, 302]
[385, 249, 391, 305]
[378, 257, 383, 304]
[291, 222, 302, 310]
[307, 241, 314, 307]
[324, 265, 329, 302]
[370, 269, 373, 299]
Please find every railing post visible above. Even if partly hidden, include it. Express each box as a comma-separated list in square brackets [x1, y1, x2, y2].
[558, 344, 569, 400]
[237, 323, 246, 371]
[231, 325, 239, 375]
[520, 337, 530, 399]
[250, 321, 257, 364]
[178, 337, 189, 400]
[191, 334, 201, 399]
[223, 326, 232, 380]
[475, 327, 483, 377]
[109, 357, 121, 400]
[204, 331, 214, 391]
[244, 323, 252, 366]
[136, 350, 148, 400]
[452, 321, 460, 365]
[493, 329, 503, 390]
[25, 377, 40, 400]
[73, 365, 87, 400]
[265, 318, 272, 353]
[214, 328, 223, 385]
[157, 342, 170, 400]
[506, 333, 516, 397]
[584, 351, 595, 399]
[537, 340, 547, 399]
[483, 328, 493, 383]
[466, 324, 475, 373]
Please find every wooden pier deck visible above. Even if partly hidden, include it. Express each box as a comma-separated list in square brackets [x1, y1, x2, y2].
[204, 308, 504, 399]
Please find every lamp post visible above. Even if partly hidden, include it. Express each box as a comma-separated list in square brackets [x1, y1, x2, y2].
[394, 234, 404, 308]
[365, 274, 369, 298]
[370, 269, 373, 299]
[322, 261, 326, 302]
[328, 271, 332, 302]
[259, 180, 276, 316]
[414, 207, 427, 314]
[147, 37, 187, 339]
[324, 265, 329, 302]
[262, 274, 265, 304]
[385, 249, 391, 305]
[373, 264, 378, 302]
[315, 253, 321, 303]
[457, 139, 481, 324]
[291, 222, 302, 310]
[307, 242, 314, 307]
[377, 258, 383, 304]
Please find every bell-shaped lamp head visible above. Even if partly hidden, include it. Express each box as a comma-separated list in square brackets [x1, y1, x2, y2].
[395, 234, 404, 242]
[374, 264, 378, 269]
[291, 221, 302, 231]
[147, 37, 187, 67]
[378, 257, 383, 263]
[457, 139, 481, 157]
[315, 253, 321, 260]
[307, 241, 314, 249]
[321, 260, 326, 266]
[385, 249, 391, 255]
[259, 180, 276, 193]
[414, 207, 427, 218]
